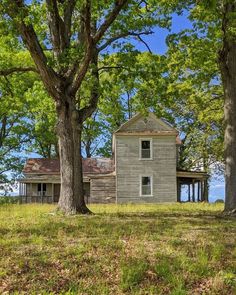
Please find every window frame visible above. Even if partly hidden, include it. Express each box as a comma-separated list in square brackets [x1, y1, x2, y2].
[139, 138, 153, 160]
[140, 175, 153, 197]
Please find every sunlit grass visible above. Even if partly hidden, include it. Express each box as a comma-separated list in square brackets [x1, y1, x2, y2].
[89, 202, 224, 214]
[0, 203, 235, 294]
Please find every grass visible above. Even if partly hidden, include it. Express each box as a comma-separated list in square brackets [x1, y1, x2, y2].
[0, 203, 235, 294]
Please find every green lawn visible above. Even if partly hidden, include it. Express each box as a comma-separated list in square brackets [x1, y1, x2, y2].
[0, 203, 235, 294]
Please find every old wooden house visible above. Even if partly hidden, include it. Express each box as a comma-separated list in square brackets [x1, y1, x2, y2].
[19, 112, 208, 203]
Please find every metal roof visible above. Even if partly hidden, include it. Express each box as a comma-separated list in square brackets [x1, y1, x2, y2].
[23, 158, 115, 175]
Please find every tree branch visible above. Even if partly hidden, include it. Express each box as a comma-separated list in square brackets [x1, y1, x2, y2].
[69, 0, 94, 96]
[3, 76, 14, 100]
[0, 67, 38, 76]
[98, 66, 129, 72]
[98, 31, 153, 52]
[45, 0, 62, 57]
[8, 1, 61, 100]
[137, 35, 152, 53]
[78, 51, 99, 123]
[68, 0, 129, 95]
[93, 0, 129, 44]
[68, 0, 128, 96]
[45, 0, 76, 57]
[63, 0, 76, 45]
[0, 116, 7, 147]
[19, 22, 62, 99]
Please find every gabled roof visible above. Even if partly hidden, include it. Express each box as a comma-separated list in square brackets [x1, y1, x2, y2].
[114, 112, 181, 144]
[23, 158, 114, 175]
[114, 112, 178, 134]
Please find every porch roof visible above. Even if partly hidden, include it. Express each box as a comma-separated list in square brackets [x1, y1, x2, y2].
[177, 169, 208, 182]
[18, 175, 90, 184]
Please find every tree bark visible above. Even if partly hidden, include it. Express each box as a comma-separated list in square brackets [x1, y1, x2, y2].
[219, 2, 236, 213]
[56, 98, 90, 214]
[85, 140, 92, 158]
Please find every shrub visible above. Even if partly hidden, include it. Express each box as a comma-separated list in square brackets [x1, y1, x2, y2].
[0, 196, 20, 205]
[215, 199, 224, 203]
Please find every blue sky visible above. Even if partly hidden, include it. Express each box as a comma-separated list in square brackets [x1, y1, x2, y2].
[134, 12, 193, 54]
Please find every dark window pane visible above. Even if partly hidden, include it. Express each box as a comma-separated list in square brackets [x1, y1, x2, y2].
[37, 184, 41, 192]
[142, 140, 150, 149]
[43, 183, 46, 191]
[141, 140, 151, 158]
[142, 177, 150, 186]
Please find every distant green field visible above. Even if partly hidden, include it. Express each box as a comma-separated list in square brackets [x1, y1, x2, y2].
[0, 203, 235, 294]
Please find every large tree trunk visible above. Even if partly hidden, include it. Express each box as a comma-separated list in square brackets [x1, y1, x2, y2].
[56, 99, 91, 214]
[220, 2, 236, 213]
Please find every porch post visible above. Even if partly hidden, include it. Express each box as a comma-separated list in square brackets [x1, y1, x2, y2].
[197, 181, 200, 202]
[188, 184, 191, 202]
[24, 184, 27, 203]
[30, 183, 33, 203]
[200, 180, 204, 201]
[52, 183, 54, 203]
[41, 183, 43, 204]
[177, 180, 181, 202]
[19, 183, 22, 204]
[192, 180, 195, 202]
[203, 179, 209, 202]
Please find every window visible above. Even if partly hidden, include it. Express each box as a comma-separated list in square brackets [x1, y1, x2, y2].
[140, 139, 152, 159]
[37, 183, 46, 196]
[140, 176, 152, 196]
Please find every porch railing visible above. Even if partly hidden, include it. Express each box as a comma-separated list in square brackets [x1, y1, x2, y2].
[20, 195, 56, 204]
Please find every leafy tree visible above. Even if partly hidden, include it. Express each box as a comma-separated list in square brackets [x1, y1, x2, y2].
[81, 111, 105, 158]
[164, 29, 224, 173]
[172, 0, 235, 210]
[0, 22, 60, 192]
[157, 0, 235, 212]
[0, 28, 36, 192]
[1, 0, 164, 214]
[25, 81, 59, 158]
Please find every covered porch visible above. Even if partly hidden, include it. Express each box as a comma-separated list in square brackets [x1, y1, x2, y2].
[177, 170, 209, 202]
[19, 175, 91, 204]
[19, 176, 61, 204]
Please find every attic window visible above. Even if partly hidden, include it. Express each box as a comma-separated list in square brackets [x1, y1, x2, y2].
[140, 139, 152, 159]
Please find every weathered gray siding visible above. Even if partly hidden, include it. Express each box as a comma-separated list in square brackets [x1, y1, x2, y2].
[90, 176, 116, 203]
[116, 135, 177, 203]
[120, 115, 173, 132]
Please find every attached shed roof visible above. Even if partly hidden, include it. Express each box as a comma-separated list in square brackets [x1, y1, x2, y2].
[23, 158, 115, 175]
[177, 169, 208, 181]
